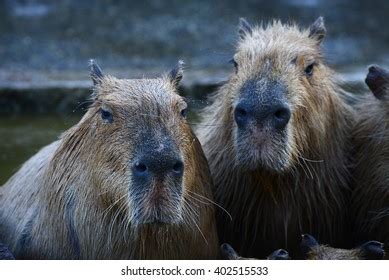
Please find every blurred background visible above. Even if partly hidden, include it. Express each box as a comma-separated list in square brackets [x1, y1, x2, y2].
[0, 0, 388, 184]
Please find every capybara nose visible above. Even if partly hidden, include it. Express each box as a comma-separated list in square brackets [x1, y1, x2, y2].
[234, 102, 291, 129]
[133, 156, 184, 179]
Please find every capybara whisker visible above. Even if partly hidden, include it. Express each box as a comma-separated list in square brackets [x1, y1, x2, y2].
[188, 190, 233, 221]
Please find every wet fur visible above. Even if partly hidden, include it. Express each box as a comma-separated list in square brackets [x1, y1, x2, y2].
[197, 19, 355, 258]
[0, 71, 218, 259]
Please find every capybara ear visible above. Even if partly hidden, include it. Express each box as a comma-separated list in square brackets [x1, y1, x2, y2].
[220, 243, 239, 260]
[168, 60, 184, 86]
[301, 234, 319, 256]
[358, 241, 385, 260]
[365, 65, 389, 100]
[267, 248, 290, 260]
[89, 59, 104, 86]
[238, 17, 253, 40]
[308, 17, 326, 44]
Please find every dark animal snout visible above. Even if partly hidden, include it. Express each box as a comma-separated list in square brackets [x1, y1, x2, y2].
[235, 102, 291, 129]
[133, 154, 184, 179]
[235, 79, 291, 130]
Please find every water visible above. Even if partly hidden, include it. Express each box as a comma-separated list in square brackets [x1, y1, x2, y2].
[0, 115, 79, 185]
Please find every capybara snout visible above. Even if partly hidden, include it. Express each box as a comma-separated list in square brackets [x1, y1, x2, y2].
[130, 130, 185, 225]
[234, 79, 291, 131]
[89, 60, 190, 226]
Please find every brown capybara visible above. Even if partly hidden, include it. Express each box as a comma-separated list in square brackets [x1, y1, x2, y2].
[197, 17, 356, 259]
[301, 234, 385, 260]
[221, 243, 289, 260]
[351, 65, 389, 254]
[0, 60, 219, 259]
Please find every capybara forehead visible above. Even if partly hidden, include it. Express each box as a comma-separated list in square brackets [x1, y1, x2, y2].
[95, 75, 182, 111]
[236, 21, 321, 66]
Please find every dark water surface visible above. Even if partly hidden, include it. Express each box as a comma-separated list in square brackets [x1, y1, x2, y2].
[0, 115, 79, 185]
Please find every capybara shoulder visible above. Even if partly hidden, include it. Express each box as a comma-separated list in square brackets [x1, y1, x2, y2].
[301, 234, 385, 260]
[198, 17, 355, 258]
[0, 60, 218, 259]
[351, 65, 389, 250]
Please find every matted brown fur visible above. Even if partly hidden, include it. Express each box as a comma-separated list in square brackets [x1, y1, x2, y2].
[351, 65, 389, 254]
[0, 63, 218, 259]
[197, 18, 356, 258]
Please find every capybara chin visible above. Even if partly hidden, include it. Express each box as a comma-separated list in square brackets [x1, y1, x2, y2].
[0, 60, 219, 259]
[301, 234, 385, 260]
[197, 17, 355, 258]
[351, 65, 389, 255]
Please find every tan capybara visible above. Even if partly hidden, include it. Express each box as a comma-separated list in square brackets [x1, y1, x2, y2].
[221, 243, 289, 260]
[301, 234, 385, 260]
[0, 60, 219, 259]
[351, 65, 389, 254]
[197, 17, 356, 258]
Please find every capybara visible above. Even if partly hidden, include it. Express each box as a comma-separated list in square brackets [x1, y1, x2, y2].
[351, 65, 389, 253]
[220, 243, 289, 260]
[301, 234, 384, 260]
[0, 242, 14, 260]
[197, 17, 356, 258]
[0, 60, 219, 259]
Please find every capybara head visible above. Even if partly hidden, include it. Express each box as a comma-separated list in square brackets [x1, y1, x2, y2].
[76, 60, 193, 226]
[220, 243, 289, 260]
[225, 17, 336, 172]
[301, 234, 385, 260]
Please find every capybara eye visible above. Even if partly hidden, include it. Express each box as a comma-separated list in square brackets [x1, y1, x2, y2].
[229, 58, 238, 72]
[100, 108, 113, 123]
[304, 63, 315, 77]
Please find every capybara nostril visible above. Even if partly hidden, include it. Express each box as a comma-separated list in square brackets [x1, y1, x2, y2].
[172, 160, 184, 175]
[273, 105, 291, 129]
[234, 104, 249, 127]
[133, 162, 148, 175]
